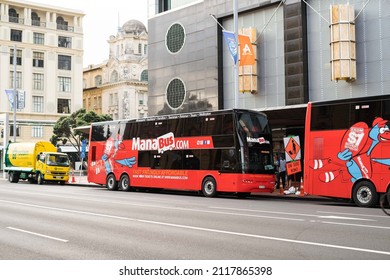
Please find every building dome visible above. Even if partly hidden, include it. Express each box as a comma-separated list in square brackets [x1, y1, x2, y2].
[122, 19, 147, 35]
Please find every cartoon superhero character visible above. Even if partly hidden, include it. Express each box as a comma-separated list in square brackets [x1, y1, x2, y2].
[100, 128, 137, 174]
[309, 117, 390, 183]
[101, 133, 125, 174]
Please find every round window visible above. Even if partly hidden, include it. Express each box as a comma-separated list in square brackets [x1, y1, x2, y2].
[166, 23, 186, 54]
[166, 78, 186, 110]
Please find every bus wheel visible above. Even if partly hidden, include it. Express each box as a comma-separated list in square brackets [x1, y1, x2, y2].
[353, 181, 378, 208]
[119, 174, 132, 191]
[106, 174, 118, 191]
[202, 177, 217, 197]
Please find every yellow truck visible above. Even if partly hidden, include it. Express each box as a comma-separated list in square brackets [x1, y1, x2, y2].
[4, 141, 70, 185]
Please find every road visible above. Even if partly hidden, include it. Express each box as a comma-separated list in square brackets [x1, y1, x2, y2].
[0, 179, 389, 260]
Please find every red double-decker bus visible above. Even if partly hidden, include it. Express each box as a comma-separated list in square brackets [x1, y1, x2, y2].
[87, 109, 276, 197]
[304, 96, 390, 207]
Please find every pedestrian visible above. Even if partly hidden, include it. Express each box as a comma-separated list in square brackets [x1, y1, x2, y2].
[274, 154, 279, 188]
[277, 154, 286, 189]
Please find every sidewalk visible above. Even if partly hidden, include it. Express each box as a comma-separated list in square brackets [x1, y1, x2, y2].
[67, 174, 99, 187]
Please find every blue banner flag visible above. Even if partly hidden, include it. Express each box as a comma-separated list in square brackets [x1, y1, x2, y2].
[5, 89, 15, 109]
[81, 139, 87, 159]
[222, 30, 238, 64]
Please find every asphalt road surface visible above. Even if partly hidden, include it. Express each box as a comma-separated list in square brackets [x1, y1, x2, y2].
[0, 179, 389, 260]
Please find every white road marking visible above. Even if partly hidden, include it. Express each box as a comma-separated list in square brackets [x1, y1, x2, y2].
[7, 227, 68, 243]
[318, 210, 390, 219]
[211, 206, 375, 221]
[321, 221, 390, 230]
[1, 199, 390, 256]
[317, 215, 374, 221]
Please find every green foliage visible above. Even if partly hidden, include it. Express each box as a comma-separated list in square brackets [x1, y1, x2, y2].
[50, 109, 112, 156]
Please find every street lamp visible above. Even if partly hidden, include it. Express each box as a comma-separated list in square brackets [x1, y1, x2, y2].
[1, 44, 18, 142]
[12, 44, 17, 142]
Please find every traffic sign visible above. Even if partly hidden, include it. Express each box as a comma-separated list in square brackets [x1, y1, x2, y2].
[283, 136, 301, 162]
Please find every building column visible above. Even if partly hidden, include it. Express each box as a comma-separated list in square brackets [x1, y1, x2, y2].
[283, 0, 308, 105]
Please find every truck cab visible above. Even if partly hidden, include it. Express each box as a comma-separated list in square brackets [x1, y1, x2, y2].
[35, 152, 70, 184]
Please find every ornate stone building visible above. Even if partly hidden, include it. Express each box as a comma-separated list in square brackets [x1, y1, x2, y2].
[83, 19, 148, 120]
[0, 0, 84, 142]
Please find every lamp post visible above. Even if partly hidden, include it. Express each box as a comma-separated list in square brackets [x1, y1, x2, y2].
[12, 44, 17, 142]
[233, 0, 239, 108]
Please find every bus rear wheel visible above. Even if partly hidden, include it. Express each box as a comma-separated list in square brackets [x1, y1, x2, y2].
[202, 177, 217, 197]
[106, 174, 118, 191]
[353, 181, 378, 208]
[119, 174, 132, 191]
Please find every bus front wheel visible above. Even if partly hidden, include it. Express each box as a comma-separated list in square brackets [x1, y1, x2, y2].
[106, 174, 118, 191]
[119, 174, 132, 192]
[353, 181, 378, 208]
[202, 177, 217, 197]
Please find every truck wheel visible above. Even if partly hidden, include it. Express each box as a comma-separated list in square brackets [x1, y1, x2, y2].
[106, 173, 118, 191]
[202, 176, 217, 197]
[119, 174, 132, 191]
[37, 173, 44, 185]
[9, 172, 19, 183]
[353, 181, 378, 208]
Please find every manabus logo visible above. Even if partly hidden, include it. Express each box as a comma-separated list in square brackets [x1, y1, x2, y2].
[247, 137, 270, 144]
[157, 132, 175, 153]
[132, 132, 175, 153]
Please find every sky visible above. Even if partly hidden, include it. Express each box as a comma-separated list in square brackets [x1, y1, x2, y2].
[31, 0, 149, 67]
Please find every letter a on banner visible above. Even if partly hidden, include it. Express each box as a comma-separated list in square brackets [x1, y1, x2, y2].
[222, 30, 238, 64]
[238, 35, 255, 66]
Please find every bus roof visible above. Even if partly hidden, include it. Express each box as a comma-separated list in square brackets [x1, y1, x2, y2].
[90, 108, 267, 126]
[309, 94, 390, 107]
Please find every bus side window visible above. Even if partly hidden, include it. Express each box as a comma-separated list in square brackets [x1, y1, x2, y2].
[91, 125, 107, 141]
[122, 122, 132, 140]
[382, 100, 390, 121]
[221, 149, 237, 171]
[138, 151, 151, 167]
[182, 117, 201, 136]
[183, 150, 200, 170]
[151, 153, 161, 169]
[200, 149, 221, 170]
[222, 114, 234, 135]
[160, 151, 182, 169]
[202, 115, 222, 136]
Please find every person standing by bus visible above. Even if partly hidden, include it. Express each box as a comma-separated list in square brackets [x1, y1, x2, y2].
[274, 154, 279, 188]
[277, 154, 286, 189]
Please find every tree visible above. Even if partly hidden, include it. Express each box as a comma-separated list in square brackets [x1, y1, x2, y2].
[50, 109, 112, 160]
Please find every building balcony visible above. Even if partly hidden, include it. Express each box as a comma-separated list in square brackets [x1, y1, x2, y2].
[9, 16, 24, 24]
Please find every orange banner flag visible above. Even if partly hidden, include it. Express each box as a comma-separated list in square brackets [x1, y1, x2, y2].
[238, 35, 255, 66]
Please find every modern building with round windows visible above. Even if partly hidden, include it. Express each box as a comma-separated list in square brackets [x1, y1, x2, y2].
[147, 0, 390, 153]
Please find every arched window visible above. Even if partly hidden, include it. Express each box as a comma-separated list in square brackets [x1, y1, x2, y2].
[140, 70, 148, 82]
[95, 75, 102, 86]
[56, 16, 68, 31]
[31, 12, 40, 26]
[110, 71, 118, 83]
[9, 8, 18, 23]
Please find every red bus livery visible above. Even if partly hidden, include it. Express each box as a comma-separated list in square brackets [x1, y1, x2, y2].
[88, 109, 276, 197]
[304, 96, 390, 207]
